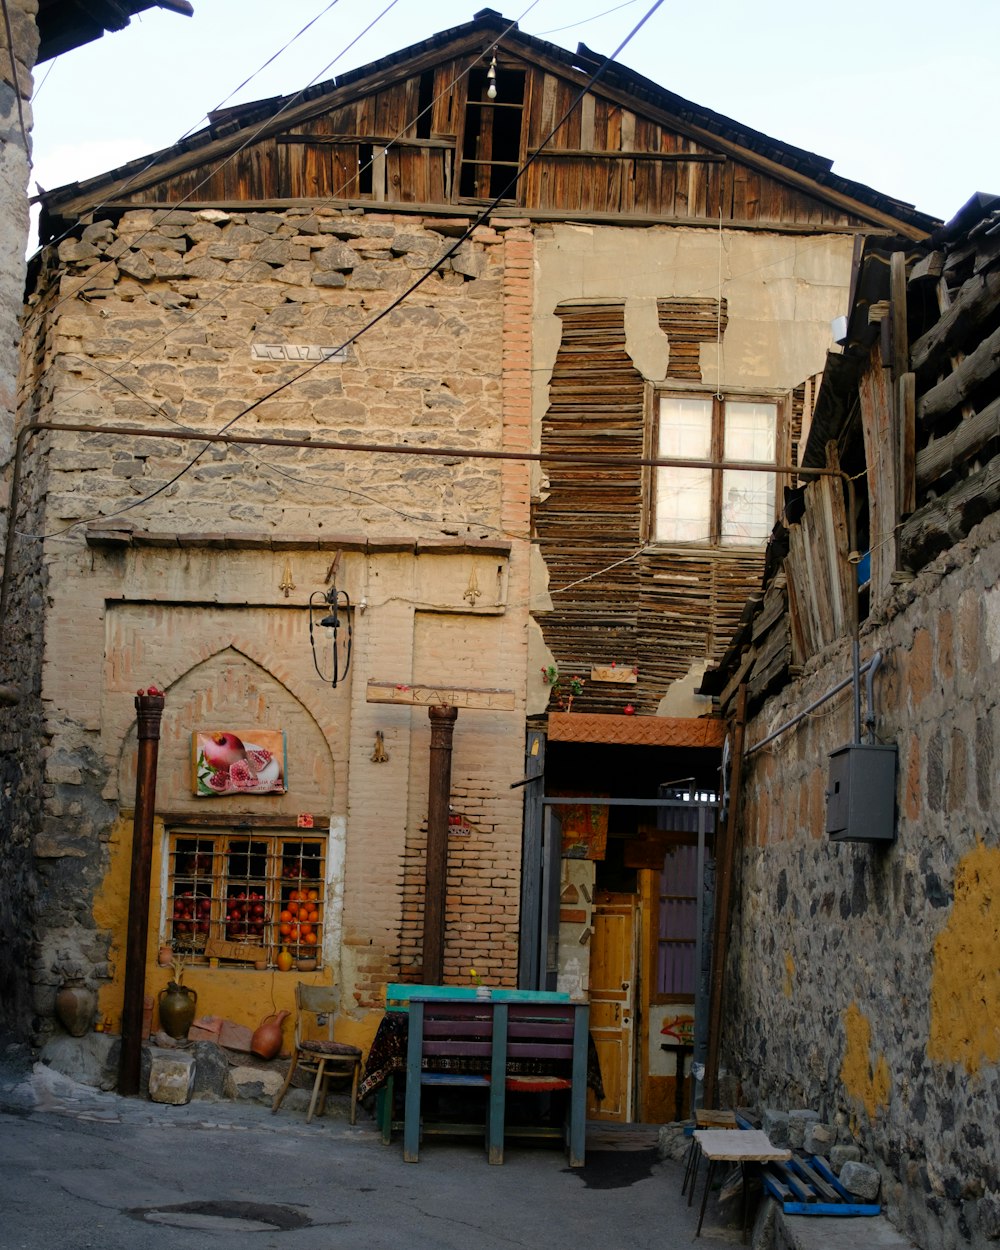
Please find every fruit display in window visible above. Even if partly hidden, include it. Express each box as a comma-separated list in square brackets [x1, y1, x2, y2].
[171, 891, 211, 941]
[225, 889, 269, 940]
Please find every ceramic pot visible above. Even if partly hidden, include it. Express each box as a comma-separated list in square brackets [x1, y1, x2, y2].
[250, 1009, 290, 1059]
[276, 947, 294, 972]
[55, 980, 96, 1037]
[158, 982, 198, 1039]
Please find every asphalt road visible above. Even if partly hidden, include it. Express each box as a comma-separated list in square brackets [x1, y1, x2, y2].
[0, 1058, 740, 1250]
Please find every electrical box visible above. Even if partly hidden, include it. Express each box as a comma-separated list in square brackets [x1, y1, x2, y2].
[826, 743, 897, 843]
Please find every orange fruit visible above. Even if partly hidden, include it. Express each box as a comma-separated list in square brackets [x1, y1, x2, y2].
[302, 931, 317, 945]
[307, 889, 319, 902]
[279, 922, 291, 937]
[279, 910, 292, 923]
[306, 909, 319, 923]
[289, 890, 303, 902]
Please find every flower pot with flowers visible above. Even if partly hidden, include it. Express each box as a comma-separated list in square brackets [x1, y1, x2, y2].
[541, 665, 585, 712]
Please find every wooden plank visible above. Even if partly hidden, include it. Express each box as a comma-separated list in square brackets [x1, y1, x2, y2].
[858, 343, 897, 603]
[204, 937, 267, 963]
[366, 680, 515, 710]
[276, 133, 455, 149]
[898, 372, 916, 514]
[782, 1203, 882, 1217]
[525, 148, 724, 162]
[901, 446, 1000, 570]
[889, 250, 909, 380]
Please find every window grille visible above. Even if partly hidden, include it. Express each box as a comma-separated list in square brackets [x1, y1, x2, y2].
[167, 831, 326, 968]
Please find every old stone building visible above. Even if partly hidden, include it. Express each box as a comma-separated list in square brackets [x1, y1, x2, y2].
[0, 0, 192, 1039]
[4, 8, 936, 1119]
[707, 194, 1000, 1248]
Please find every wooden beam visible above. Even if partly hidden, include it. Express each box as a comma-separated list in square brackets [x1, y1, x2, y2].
[917, 322, 1000, 430]
[423, 705, 458, 985]
[703, 684, 746, 1108]
[367, 680, 515, 710]
[910, 270, 1000, 378]
[915, 392, 1000, 491]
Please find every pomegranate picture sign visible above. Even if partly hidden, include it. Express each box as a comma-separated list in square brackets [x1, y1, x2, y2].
[192, 730, 287, 796]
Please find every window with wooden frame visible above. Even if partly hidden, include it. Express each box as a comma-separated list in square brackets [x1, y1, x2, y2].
[166, 830, 326, 968]
[458, 62, 526, 200]
[653, 391, 783, 547]
[654, 843, 699, 1000]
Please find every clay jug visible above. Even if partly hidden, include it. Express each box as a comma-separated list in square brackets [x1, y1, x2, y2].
[55, 980, 96, 1037]
[250, 1009, 290, 1059]
[158, 982, 198, 1039]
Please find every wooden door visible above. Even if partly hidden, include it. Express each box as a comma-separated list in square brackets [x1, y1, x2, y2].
[587, 892, 637, 1122]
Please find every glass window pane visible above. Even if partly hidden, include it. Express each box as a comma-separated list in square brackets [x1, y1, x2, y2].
[655, 465, 712, 543]
[721, 468, 773, 546]
[724, 401, 776, 464]
[659, 396, 712, 460]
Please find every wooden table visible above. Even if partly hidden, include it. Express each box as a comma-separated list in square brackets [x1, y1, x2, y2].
[693, 1128, 791, 1241]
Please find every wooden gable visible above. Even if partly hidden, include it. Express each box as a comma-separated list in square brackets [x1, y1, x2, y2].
[39, 15, 935, 240]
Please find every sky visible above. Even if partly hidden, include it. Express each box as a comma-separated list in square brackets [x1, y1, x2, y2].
[27, 0, 1000, 242]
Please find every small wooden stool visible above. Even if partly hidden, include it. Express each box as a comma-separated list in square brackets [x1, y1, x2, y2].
[693, 1128, 790, 1242]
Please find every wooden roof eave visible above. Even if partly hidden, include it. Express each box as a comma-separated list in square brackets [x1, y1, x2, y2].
[40, 24, 932, 240]
[37, 25, 508, 223]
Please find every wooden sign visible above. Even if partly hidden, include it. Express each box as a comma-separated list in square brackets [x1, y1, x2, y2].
[204, 937, 267, 964]
[366, 680, 515, 710]
[591, 665, 637, 684]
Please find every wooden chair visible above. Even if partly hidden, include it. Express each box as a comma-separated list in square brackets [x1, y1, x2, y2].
[488, 1000, 589, 1166]
[272, 983, 362, 1125]
[402, 997, 496, 1162]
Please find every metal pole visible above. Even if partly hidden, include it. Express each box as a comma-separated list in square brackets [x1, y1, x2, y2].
[118, 689, 164, 1096]
[423, 704, 458, 985]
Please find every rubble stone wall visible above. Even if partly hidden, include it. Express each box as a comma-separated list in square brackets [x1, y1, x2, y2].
[727, 510, 1000, 1250]
[0, 0, 39, 1044]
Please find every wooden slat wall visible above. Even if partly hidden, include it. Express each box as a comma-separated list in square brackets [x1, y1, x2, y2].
[534, 302, 767, 714]
[120, 61, 873, 228]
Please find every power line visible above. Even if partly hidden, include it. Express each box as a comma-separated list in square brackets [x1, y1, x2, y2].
[24, 0, 668, 540]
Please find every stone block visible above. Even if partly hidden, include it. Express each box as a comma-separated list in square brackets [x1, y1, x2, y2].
[657, 1122, 689, 1161]
[148, 1048, 196, 1105]
[839, 1160, 881, 1201]
[191, 1042, 230, 1099]
[787, 1108, 821, 1148]
[830, 1144, 862, 1172]
[228, 1064, 285, 1103]
[803, 1121, 836, 1155]
[40, 1032, 117, 1090]
[762, 1108, 790, 1147]
[980, 1195, 1000, 1241]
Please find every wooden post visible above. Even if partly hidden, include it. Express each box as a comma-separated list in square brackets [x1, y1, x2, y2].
[703, 683, 747, 1108]
[423, 704, 458, 984]
[118, 689, 165, 1096]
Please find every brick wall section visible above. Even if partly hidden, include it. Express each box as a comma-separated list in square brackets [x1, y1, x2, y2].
[726, 509, 1000, 1250]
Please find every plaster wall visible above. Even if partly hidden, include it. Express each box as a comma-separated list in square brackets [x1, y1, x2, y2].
[726, 509, 1000, 1250]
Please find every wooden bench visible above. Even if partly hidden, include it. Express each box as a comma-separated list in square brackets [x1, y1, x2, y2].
[377, 984, 568, 1146]
[401, 993, 587, 1166]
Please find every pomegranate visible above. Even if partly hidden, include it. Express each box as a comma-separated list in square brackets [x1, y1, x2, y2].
[201, 733, 247, 770]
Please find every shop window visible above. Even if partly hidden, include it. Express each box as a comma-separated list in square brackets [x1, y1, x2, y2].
[167, 831, 326, 968]
[654, 393, 780, 546]
[656, 844, 698, 998]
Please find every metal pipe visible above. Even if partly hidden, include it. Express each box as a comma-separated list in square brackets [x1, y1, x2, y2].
[423, 704, 458, 985]
[864, 650, 884, 743]
[745, 652, 883, 757]
[118, 689, 164, 1096]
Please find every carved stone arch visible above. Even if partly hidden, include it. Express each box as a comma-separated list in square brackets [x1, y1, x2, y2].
[116, 645, 337, 816]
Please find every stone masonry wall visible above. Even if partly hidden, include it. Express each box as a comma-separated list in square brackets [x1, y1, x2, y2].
[0, 0, 39, 1044]
[11, 205, 532, 1035]
[726, 509, 1000, 1250]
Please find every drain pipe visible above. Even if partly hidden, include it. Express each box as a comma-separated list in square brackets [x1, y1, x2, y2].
[864, 650, 884, 744]
[745, 650, 883, 758]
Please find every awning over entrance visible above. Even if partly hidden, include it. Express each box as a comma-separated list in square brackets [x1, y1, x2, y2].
[546, 713, 725, 749]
